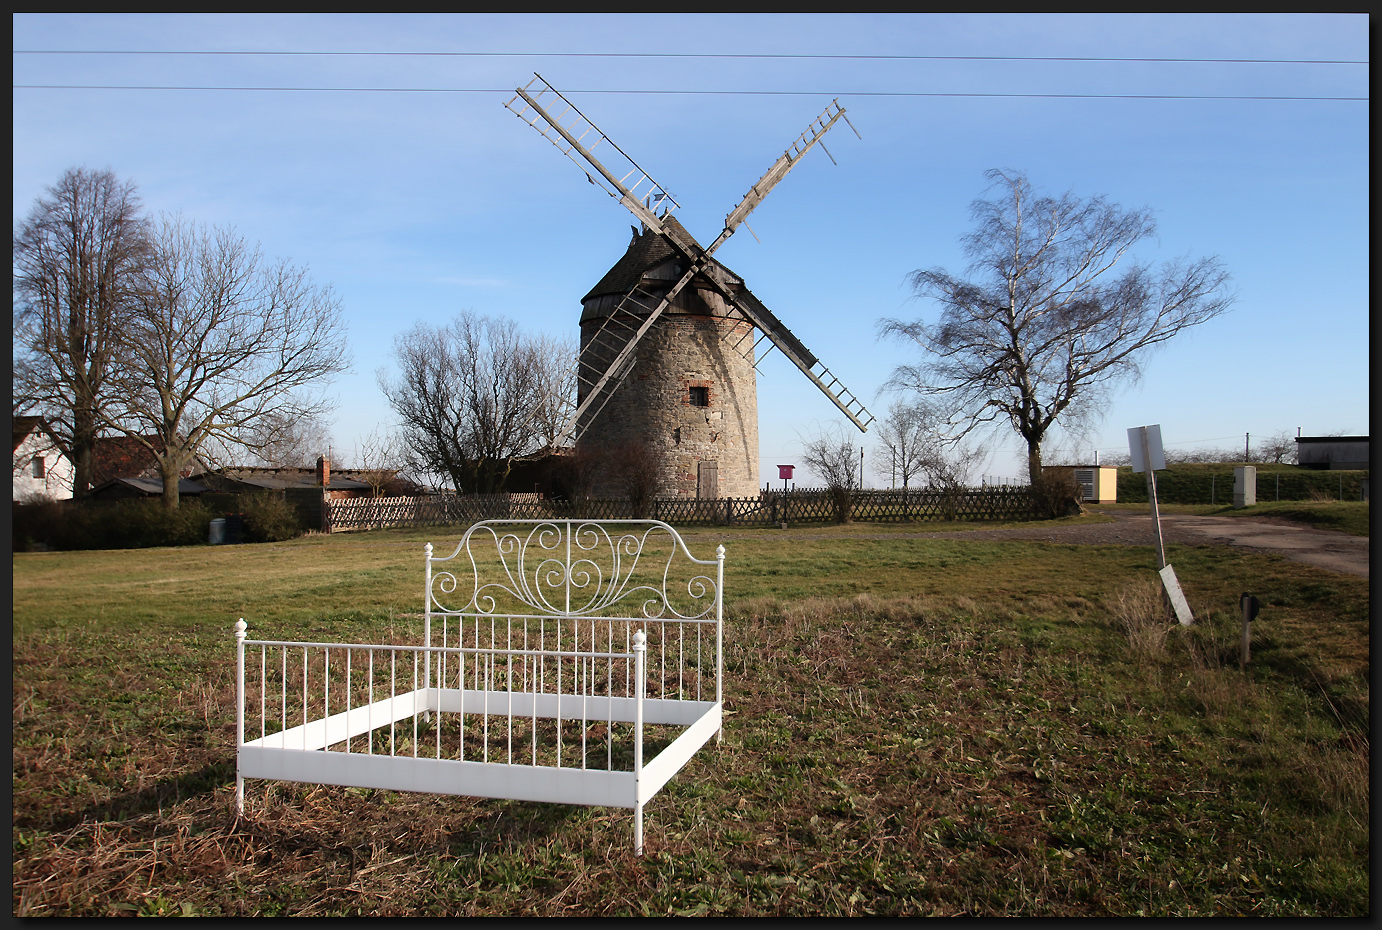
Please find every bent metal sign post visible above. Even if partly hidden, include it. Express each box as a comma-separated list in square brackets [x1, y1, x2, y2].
[1129, 424, 1193, 626]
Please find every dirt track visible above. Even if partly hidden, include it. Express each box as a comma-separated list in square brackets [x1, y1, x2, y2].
[913, 509, 1369, 578]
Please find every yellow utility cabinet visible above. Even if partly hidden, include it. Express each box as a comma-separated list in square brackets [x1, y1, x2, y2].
[1049, 465, 1118, 503]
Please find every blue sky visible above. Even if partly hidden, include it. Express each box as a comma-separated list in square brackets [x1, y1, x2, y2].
[13, 13, 1369, 487]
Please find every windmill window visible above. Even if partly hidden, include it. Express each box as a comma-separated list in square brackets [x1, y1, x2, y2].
[31, 457, 45, 479]
[688, 386, 710, 407]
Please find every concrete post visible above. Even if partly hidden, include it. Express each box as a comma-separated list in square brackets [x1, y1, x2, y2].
[1233, 466, 1257, 509]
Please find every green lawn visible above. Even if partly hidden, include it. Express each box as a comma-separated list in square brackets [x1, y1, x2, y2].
[13, 519, 1369, 916]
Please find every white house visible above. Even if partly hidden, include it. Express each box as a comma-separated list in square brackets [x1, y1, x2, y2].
[12, 416, 75, 501]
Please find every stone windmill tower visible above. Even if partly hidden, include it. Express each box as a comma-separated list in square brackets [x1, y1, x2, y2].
[506, 75, 874, 499]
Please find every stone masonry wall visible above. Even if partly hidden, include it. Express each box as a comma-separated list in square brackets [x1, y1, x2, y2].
[578, 312, 759, 499]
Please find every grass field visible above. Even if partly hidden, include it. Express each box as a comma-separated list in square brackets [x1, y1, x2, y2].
[12, 514, 1369, 916]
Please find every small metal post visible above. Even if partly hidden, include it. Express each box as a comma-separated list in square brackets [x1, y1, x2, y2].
[235, 618, 247, 814]
[715, 545, 725, 743]
[1141, 429, 1167, 569]
[423, 543, 433, 683]
[633, 630, 647, 855]
[423, 543, 434, 722]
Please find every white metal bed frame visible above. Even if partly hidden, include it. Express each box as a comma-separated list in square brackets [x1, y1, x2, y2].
[234, 519, 724, 854]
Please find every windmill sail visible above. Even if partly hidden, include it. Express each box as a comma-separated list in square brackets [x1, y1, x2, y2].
[727, 288, 874, 432]
[505, 74, 677, 235]
[707, 99, 854, 256]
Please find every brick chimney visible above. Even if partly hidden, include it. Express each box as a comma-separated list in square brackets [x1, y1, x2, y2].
[316, 455, 330, 487]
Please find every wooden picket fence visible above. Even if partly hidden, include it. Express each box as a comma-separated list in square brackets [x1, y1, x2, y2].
[325, 487, 1036, 533]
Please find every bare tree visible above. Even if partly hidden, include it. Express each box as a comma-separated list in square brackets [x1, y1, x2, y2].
[880, 169, 1234, 485]
[249, 411, 336, 468]
[872, 398, 948, 489]
[800, 421, 860, 522]
[608, 439, 665, 518]
[925, 441, 985, 492]
[1254, 430, 1298, 465]
[13, 167, 153, 497]
[872, 397, 991, 494]
[102, 216, 350, 508]
[527, 332, 578, 452]
[379, 311, 559, 495]
[352, 425, 402, 498]
[544, 446, 601, 507]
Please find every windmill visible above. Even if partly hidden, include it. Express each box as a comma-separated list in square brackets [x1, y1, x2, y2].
[505, 74, 874, 498]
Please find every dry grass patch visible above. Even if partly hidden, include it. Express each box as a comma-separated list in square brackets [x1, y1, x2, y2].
[13, 523, 1368, 915]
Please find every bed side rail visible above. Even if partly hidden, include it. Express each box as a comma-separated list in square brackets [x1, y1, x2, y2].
[233, 623, 663, 785]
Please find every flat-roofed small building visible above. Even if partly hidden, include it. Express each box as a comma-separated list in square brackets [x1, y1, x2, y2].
[1295, 436, 1369, 470]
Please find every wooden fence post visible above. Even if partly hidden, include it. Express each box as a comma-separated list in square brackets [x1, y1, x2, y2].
[1240, 593, 1261, 668]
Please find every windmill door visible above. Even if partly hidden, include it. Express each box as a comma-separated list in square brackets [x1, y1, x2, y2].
[697, 461, 719, 499]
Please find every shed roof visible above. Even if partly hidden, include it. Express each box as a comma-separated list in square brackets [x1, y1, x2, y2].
[195, 468, 372, 491]
[90, 477, 210, 497]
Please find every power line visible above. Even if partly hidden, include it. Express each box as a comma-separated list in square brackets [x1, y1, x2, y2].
[10, 84, 1367, 101]
[12, 49, 1368, 65]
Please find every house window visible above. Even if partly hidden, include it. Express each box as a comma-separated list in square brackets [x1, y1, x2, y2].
[31, 456, 45, 479]
[688, 386, 709, 407]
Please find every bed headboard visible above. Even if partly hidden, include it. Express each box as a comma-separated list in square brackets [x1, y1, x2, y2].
[424, 519, 724, 624]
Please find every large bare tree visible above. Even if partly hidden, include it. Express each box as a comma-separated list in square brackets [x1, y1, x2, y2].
[379, 311, 565, 494]
[103, 216, 350, 508]
[880, 169, 1234, 484]
[13, 167, 153, 497]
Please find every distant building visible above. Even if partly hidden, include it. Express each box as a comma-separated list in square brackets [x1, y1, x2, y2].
[191, 456, 373, 532]
[88, 476, 210, 501]
[1295, 436, 1369, 470]
[12, 416, 74, 501]
[1044, 464, 1118, 503]
[91, 435, 197, 485]
[191, 456, 373, 500]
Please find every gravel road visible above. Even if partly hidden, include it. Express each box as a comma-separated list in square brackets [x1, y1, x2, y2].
[910, 508, 1369, 578]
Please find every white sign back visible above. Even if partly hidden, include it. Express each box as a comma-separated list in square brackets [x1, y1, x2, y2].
[1128, 424, 1166, 474]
